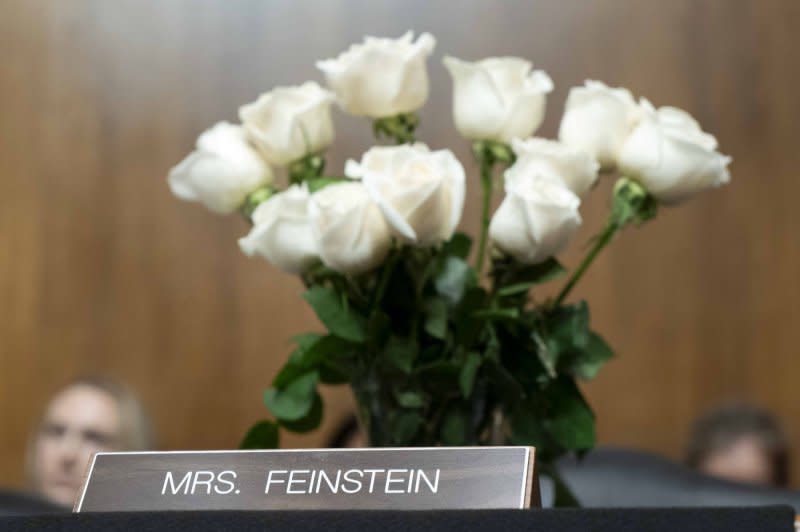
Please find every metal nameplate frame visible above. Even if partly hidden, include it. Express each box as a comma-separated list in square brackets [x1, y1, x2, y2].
[74, 446, 537, 512]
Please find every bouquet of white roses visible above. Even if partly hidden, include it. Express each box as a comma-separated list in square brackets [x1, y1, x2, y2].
[169, 32, 730, 470]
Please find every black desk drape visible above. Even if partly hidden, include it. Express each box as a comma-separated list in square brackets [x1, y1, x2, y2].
[0, 507, 794, 531]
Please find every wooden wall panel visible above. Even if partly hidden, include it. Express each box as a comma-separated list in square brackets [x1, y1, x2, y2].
[2, 0, 799, 487]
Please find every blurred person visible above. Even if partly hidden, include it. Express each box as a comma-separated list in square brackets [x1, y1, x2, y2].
[685, 402, 789, 487]
[26, 376, 154, 509]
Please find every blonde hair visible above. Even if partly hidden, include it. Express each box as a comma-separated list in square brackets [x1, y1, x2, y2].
[27, 376, 155, 486]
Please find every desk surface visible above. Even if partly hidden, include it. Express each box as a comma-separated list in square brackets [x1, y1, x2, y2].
[0, 507, 795, 532]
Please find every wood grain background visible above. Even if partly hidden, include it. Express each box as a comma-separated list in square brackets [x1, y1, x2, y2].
[2, 0, 799, 488]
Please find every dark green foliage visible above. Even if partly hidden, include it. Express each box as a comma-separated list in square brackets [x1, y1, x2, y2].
[239, 420, 279, 449]
[303, 286, 366, 343]
[263, 372, 318, 422]
[259, 231, 615, 463]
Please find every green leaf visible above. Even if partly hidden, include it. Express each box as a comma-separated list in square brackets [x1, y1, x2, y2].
[473, 307, 520, 321]
[317, 361, 350, 384]
[454, 286, 488, 345]
[497, 282, 538, 297]
[545, 377, 595, 450]
[424, 298, 449, 339]
[495, 257, 566, 291]
[385, 335, 416, 373]
[439, 407, 470, 445]
[570, 332, 614, 380]
[389, 410, 424, 444]
[514, 339, 550, 390]
[486, 358, 525, 403]
[272, 359, 309, 389]
[273, 334, 324, 387]
[562, 301, 590, 347]
[532, 330, 557, 379]
[542, 301, 590, 352]
[434, 256, 477, 305]
[303, 285, 366, 343]
[459, 351, 482, 398]
[441, 232, 472, 259]
[366, 310, 391, 348]
[291, 333, 324, 352]
[417, 343, 445, 366]
[279, 392, 323, 433]
[519, 258, 566, 283]
[307, 177, 345, 193]
[381, 256, 417, 329]
[534, 301, 597, 380]
[273, 334, 356, 388]
[263, 372, 318, 422]
[394, 390, 426, 408]
[415, 361, 461, 392]
[484, 328, 501, 361]
[239, 420, 279, 449]
[305, 335, 357, 365]
[510, 406, 550, 449]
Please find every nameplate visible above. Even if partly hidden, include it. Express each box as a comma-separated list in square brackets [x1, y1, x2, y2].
[74, 447, 537, 512]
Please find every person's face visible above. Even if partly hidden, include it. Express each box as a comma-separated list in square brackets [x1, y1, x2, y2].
[699, 437, 775, 486]
[32, 385, 122, 507]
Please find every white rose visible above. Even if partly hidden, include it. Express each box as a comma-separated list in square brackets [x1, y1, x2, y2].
[558, 80, 641, 169]
[618, 100, 732, 204]
[239, 82, 335, 166]
[309, 182, 392, 275]
[167, 122, 272, 214]
[511, 138, 599, 198]
[443, 56, 553, 142]
[317, 31, 436, 118]
[346, 144, 466, 246]
[489, 164, 582, 264]
[238, 184, 318, 274]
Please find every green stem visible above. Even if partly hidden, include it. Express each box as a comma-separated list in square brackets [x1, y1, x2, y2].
[553, 219, 619, 307]
[552, 176, 658, 307]
[540, 461, 581, 507]
[371, 249, 399, 309]
[475, 156, 494, 274]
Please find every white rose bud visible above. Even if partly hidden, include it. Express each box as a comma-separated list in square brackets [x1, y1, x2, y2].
[346, 144, 466, 246]
[239, 82, 335, 166]
[619, 100, 731, 204]
[558, 80, 641, 169]
[511, 137, 600, 198]
[238, 184, 318, 274]
[168, 122, 272, 214]
[317, 31, 436, 118]
[443, 56, 553, 142]
[309, 182, 392, 275]
[489, 163, 582, 264]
